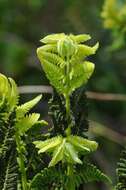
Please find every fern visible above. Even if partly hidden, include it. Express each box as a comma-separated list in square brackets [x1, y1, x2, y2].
[2, 151, 18, 190]
[48, 90, 69, 136]
[30, 166, 66, 190]
[77, 160, 112, 184]
[116, 148, 126, 189]
[71, 86, 89, 137]
[34, 33, 111, 189]
[15, 113, 41, 135]
[30, 160, 111, 190]
[41, 58, 66, 94]
[34, 135, 98, 167]
[37, 33, 98, 96]
[0, 73, 47, 190]
[48, 87, 89, 138]
[16, 94, 42, 119]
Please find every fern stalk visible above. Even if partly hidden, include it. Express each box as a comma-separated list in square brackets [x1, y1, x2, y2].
[15, 132, 28, 190]
[65, 57, 72, 136]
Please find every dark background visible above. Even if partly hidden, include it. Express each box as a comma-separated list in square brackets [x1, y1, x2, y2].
[0, 0, 126, 189]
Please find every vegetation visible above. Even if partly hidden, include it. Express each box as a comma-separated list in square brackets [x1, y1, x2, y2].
[0, 33, 112, 189]
[1, 0, 126, 189]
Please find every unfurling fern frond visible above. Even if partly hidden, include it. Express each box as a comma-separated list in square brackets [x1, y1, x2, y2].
[34, 33, 112, 189]
[37, 33, 98, 96]
[2, 152, 18, 190]
[116, 148, 126, 189]
[0, 74, 19, 113]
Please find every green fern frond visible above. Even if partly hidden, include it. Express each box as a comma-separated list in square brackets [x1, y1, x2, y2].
[15, 113, 40, 135]
[16, 95, 42, 119]
[2, 153, 18, 190]
[67, 135, 98, 153]
[71, 86, 89, 137]
[0, 127, 12, 158]
[116, 148, 126, 189]
[77, 160, 112, 184]
[34, 136, 63, 154]
[30, 161, 111, 190]
[30, 167, 65, 190]
[77, 42, 99, 57]
[34, 135, 98, 167]
[69, 61, 95, 93]
[64, 142, 82, 164]
[41, 59, 66, 94]
[37, 33, 98, 96]
[49, 139, 66, 167]
[38, 51, 65, 68]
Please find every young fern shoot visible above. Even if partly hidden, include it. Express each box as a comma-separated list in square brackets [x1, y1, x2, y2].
[33, 33, 111, 189]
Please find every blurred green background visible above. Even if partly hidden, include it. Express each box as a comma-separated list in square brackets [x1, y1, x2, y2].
[0, 0, 126, 189]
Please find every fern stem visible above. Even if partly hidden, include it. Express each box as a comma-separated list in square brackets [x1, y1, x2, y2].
[15, 132, 28, 190]
[65, 93, 71, 136]
[67, 164, 73, 176]
[65, 58, 72, 136]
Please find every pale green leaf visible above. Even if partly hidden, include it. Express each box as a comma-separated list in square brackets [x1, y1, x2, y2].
[68, 135, 98, 153]
[34, 136, 63, 154]
[40, 33, 65, 44]
[8, 78, 19, 110]
[77, 42, 99, 57]
[37, 44, 57, 53]
[49, 139, 66, 167]
[70, 34, 91, 43]
[65, 142, 82, 164]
